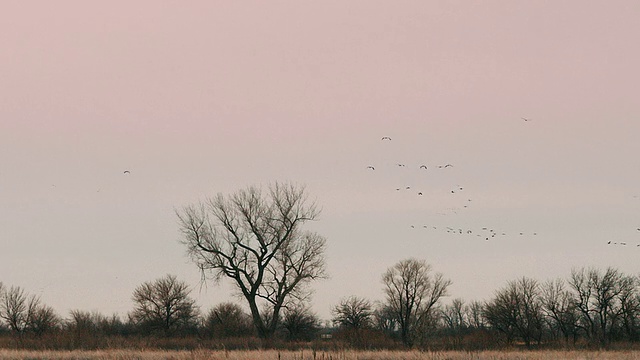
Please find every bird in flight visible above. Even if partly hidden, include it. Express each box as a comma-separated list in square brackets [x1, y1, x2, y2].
[419, 165, 428, 169]
[418, 192, 423, 196]
[381, 136, 392, 140]
[521, 117, 532, 122]
[123, 170, 131, 174]
[366, 166, 375, 170]
[397, 163, 406, 167]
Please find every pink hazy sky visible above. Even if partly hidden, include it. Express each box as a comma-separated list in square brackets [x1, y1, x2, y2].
[1, 1, 639, 320]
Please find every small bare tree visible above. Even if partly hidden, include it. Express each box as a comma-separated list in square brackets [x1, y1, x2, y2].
[203, 302, 254, 338]
[0, 286, 28, 335]
[332, 296, 374, 330]
[130, 274, 199, 336]
[465, 300, 486, 329]
[441, 298, 468, 348]
[382, 258, 452, 348]
[281, 304, 320, 341]
[177, 182, 327, 340]
[26, 302, 59, 336]
[373, 303, 398, 336]
[0, 285, 58, 337]
[442, 298, 467, 331]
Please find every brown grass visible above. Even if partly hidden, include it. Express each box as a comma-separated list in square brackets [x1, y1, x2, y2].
[0, 349, 639, 360]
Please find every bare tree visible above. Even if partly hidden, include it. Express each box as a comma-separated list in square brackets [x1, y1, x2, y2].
[569, 267, 625, 346]
[177, 182, 327, 340]
[440, 298, 468, 348]
[332, 296, 374, 330]
[617, 274, 640, 341]
[483, 277, 543, 348]
[130, 274, 199, 336]
[465, 300, 486, 330]
[382, 258, 452, 347]
[540, 278, 579, 344]
[373, 303, 398, 336]
[442, 298, 467, 331]
[1, 286, 29, 335]
[26, 302, 59, 336]
[203, 302, 254, 338]
[281, 304, 320, 341]
[0, 285, 58, 337]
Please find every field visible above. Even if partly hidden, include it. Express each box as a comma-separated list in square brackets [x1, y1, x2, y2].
[1, 350, 640, 360]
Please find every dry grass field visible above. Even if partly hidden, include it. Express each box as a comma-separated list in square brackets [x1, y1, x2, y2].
[0, 349, 640, 360]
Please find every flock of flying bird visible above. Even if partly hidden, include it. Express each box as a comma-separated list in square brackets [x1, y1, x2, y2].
[366, 121, 640, 248]
[365, 134, 536, 243]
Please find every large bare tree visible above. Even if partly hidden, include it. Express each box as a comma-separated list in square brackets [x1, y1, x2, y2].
[382, 258, 452, 347]
[177, 182, 327, 340]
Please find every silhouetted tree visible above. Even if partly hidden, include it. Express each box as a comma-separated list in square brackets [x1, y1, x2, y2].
[569, 267, 625, 346]
[177, 182, 327, 340]
[373, 303, 398, 336]
[483, 277, 543, 348]
[130, 274, 199, 336]
[617, 275, 640, 341]
[540, 278, 579, 344]
[0, 285, 59, 337]
[26, 302, 59, 336]
[465, 300, 486, 330]
[281, 304, 320, 341]
[0, 286, 29, 335]
[332, 296, 374, 331]
[441, 298, 468, 347]
[203, 302, 254, 338]
[382, 258, 452, 348]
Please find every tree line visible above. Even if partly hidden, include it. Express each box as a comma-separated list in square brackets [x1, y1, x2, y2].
[1, 183, 638, 350]
[1, 265, 639, 350]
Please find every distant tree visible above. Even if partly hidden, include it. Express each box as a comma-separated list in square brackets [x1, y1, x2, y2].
[617, 275, 640, 341]
[372, 303, 398, 336]
[464, 300, 486, 330]
[540, 278, 579, 344]
[281, 304, 320, 341]
[67, 310, 102, 334]
[26, 302, 59, 336]
[483, 277, 543, 348]
[382, 258, 452, 348]
[569, 267, 625, 346]
[0, 286, 28, 335]
[440, 298, 468, 348]
[332, 296, 374, 331]
[67, 310, 128, 336]
[203, 302, 254, 338]
[0, 285, 59, 337]
[130, 274, 199, 336]
[442, 298, 467, 332]
[177, 182, 327, 341]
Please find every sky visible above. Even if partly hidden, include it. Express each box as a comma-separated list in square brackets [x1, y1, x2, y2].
[1, 1, 640, 322]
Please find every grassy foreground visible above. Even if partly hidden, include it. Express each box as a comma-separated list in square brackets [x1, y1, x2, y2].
[0, 349, 639, 360]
